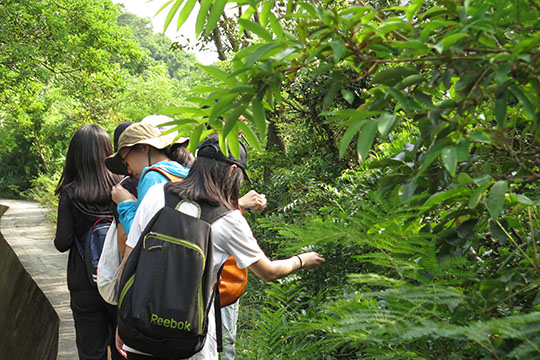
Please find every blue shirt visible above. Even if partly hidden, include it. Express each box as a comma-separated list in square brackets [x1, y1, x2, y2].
[117, 160, 189, 234]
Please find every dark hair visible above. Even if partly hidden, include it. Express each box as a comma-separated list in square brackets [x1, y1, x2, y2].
[167, 157, 243, 209]
[55, 124, 122, 203]
[114, 121, 133, 152]
[170, 143, 194, 168]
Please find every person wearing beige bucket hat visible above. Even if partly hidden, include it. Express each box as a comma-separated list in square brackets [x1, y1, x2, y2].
[105, 122, 190, 236]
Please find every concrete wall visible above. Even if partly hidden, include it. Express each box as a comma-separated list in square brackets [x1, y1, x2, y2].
[0, 205, 59, 360]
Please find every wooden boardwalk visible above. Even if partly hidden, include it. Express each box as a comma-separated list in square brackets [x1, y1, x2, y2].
[0, 199, 77, 359]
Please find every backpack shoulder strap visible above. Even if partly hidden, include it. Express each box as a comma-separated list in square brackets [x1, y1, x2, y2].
[163, 187, 231, 223]
[142, 166, 184, 183]
[164, 187, 183, 209]
[199, 201, 231, 224]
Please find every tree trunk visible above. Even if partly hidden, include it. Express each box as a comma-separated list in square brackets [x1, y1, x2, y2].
[212, 27, 227, 61]
[264, 117, 285, 182]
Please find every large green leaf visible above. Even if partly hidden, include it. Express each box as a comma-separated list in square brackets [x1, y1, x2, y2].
[164, 0, 184, 32]
[468, 180, 493, 208]
[195, 0, 213, 37]
[434, 33, 470, 53]
[509, 85, 537, 121]
[422, 187, 471, 212]
[176, 0, 198, 30]
[260, 0, 274, 27]
[239, 19, 273, 42]
[205, 0, 228, 36]
[387, 88, 421, 111]
[246, 43, 282, 67]
[495, 93, 507, 127]
[330, 39, 347, 62]
[441, 146, 457, 177]
[487, 181, 508, 219]
[223, 106, 246, 137]
[251, 97, 266, 134]
[377, 113, 398, 138]
[238, 121, 262, 151]
[406, 0, 424, 22]
[372, 67, 419, 86]
[356, 120, 378, 162]
[187, 124, 204, 154]
[227, 125, 241, 160]
[339, 119, 366, 158]
[268, 13, 284, 40]
[489, 219, 510, 245]
[199, 65, 235, 87]
[210, 94, 237, 123]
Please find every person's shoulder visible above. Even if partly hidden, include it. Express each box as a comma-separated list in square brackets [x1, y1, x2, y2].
[215, 209, 249, 230]
[58, 183, 75, 203]
[145, 182, 166, 198]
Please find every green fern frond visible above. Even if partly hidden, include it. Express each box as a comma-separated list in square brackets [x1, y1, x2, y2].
[508, 334, 540, 359]
[348, 273, 407, 287]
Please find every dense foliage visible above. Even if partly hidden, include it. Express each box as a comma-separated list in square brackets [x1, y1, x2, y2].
[0, 0, 198, 199]
[2, 0, 540, 358]
[160, 0, 540, 358]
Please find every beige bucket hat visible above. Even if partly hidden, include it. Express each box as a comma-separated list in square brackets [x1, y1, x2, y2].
[141, 115, 189, 145]
[105, 122, 175, 175]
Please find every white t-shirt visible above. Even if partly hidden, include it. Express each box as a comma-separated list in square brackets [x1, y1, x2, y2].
[123, 183, 264, 359]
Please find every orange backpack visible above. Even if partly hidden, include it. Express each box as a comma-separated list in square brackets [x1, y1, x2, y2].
[219, 257, 248, 307]
[146, 166, 248, 307]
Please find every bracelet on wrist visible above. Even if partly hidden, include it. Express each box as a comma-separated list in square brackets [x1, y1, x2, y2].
[295, 255, 303, 269]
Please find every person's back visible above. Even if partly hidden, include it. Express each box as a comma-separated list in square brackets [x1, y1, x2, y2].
[54, 124, 124, 360]
[119, 135, 325, 359]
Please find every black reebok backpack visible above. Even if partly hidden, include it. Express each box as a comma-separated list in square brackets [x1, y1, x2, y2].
[117, 187, 230, 359]
[74, 217, 113, 285]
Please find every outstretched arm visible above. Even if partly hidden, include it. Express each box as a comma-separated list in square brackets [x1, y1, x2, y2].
[249, 252, 325, 282]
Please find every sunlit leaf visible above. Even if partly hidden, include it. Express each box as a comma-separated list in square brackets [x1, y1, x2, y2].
[164, 0, 184, 32]
[339, 119, 366, 158]
[469, 181, 493, 208]
[195, 0, 213, 37]
[238, 122, 261, 151]
[441, 146, 457, 177]
[487, 181, 508, 219]
[509, 85, 537, 121]
[330, 39, 347, 62]
[176, 0, 197, 30]
[227, 125, 241, 159]
[435, 33, 469, 53]
[252, 97, 266, 134]
[406, 0, 424, 22]
[377, 113, 398, 137]
[187, 124, 204, 154]
[206, 0, 228, 36]
[356, 120, 378, 162]
[341, 89, 354, 104]
[239, 19, 273, 42]
[260, 0, 274, 27]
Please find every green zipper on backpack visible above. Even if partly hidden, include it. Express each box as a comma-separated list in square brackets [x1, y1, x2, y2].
[118, 273, 135, 309]
[145, 232, 206, 262]
[145, 232, 206, 331]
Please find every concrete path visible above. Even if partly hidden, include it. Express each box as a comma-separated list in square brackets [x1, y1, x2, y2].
[0, 199, 77, 359]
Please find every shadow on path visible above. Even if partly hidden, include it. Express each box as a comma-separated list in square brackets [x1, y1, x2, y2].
[0, 199, 77, 359]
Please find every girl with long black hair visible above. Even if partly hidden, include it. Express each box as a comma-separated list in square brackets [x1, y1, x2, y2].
[120, 135, 325, 359]
[54, 124, 124, 360]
